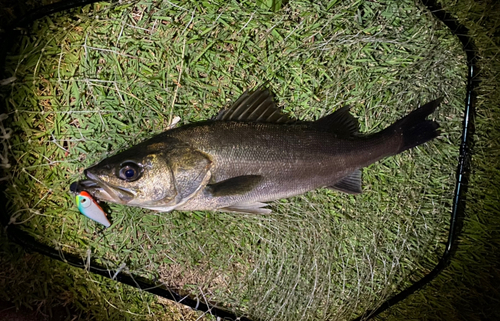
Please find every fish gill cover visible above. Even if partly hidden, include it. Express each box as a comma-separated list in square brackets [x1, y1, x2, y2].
[0, 0, 466, 320]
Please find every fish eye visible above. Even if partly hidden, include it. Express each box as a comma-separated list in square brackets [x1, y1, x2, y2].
[118, 162, 142, 182]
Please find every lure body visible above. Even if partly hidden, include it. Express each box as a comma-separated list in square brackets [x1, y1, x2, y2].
[76, 191, 111, 227]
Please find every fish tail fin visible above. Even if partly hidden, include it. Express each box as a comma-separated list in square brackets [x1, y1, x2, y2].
[383, 98, 442, 154]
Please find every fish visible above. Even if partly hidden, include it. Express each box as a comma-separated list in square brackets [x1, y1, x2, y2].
[74, 88, 442, 214]
[75, 190, 111, 227]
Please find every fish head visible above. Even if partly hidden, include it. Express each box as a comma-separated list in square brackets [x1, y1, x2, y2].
[77, 138, 213, 211]
[79, 142, 178, 208]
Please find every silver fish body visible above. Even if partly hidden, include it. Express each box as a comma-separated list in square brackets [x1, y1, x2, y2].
[77, 89, 442, 214]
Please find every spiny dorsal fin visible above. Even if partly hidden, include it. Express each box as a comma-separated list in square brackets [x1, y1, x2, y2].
[328, 170, 362, 194]
[313, 106, 359, 136]
[207, 175, 263, 197]
[216, 89, 294, 124]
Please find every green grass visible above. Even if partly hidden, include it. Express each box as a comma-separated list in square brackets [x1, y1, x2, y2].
[0, 0, 475, 320]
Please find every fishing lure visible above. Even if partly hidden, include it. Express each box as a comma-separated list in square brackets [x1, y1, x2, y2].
[75, 191, 111, 227]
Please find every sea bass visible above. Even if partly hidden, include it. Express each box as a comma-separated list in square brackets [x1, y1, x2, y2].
[75, 89, 442, 214]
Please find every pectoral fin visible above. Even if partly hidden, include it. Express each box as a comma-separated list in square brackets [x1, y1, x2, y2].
[328, 170, 362, 194]
[208, 175, 263, 197]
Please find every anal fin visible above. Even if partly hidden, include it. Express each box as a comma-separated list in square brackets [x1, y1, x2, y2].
[328, 170, 362, 194]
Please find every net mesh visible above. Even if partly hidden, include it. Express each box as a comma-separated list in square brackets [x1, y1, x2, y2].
[1, 0, 466, 320]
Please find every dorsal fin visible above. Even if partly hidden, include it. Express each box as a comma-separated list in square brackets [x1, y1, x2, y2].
[216, 89, 294, 124]
[313, 106, 359, 136]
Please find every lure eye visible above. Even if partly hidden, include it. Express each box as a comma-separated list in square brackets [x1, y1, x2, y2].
[77, 195, 92, 209]
[118, 162, 142, 182]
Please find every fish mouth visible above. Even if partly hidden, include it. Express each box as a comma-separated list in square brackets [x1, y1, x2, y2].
[71, 171, 135, 204]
